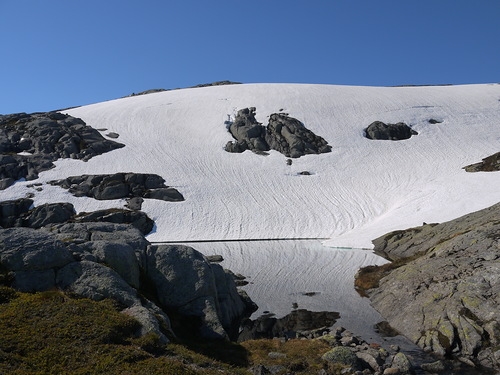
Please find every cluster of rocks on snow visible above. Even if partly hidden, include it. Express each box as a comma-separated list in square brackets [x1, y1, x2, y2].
[225, 107, 332, 158]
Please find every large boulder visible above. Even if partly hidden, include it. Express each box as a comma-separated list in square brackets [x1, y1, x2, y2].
[0, 198, 33, 227]
[145, 244, 253, 339]
[364, 121, 418, 140]
[366, 202, 500, 371]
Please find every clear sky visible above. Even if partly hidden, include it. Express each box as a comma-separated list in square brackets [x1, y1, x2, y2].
[1, 1, 499, 114]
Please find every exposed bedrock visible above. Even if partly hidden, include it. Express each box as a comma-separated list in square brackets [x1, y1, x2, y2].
[463, 151, 500, 172]
[225, 107, 331, 158]
[0, 222, 255, 343]
[49, 173, 184, 203]
[366, 202, 500, 371]
[364, 121, 418, 140]
[0, 112, 124, 189]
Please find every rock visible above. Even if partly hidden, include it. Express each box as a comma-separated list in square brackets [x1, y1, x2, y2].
[356, 351, 382, 372]
[239, 309, 339, 341]
[0, 198, 33, 227]
[0, 227, 74, 272]
[364, 121, 418, 140]
[74, 208, 154, 235]
[366, 202, 500, 371]
[145, 244, 251, 339]
[0, 112, 124, 189]
[391, 352, 414, 374]
[420, 360, 448, 373]
[265, 113, 331, 158]
[225, 107, 331, 158]
[49, 173, 184, 202]
[463, 151, 500, 172]
[19, 202, 75, 228]
[84, 241, 140, 288]
[322, 346, 360, 368]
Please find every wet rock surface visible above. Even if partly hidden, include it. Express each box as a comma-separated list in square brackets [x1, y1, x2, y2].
[367, 202, 500, 372]
[0, 112, 124, 189]
[225, 107, 331, 158]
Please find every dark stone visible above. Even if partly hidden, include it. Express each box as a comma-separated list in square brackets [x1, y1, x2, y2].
[0, 112, 124, 189]
[238, 309, 339, 341]
[49, 173, 184, 202]
[364, 121, 418, 140]
[225, 108, 331, 158]
[74, 208, 154, 235]
[19, 202, 75, 229]
[0, 198, 33, 227]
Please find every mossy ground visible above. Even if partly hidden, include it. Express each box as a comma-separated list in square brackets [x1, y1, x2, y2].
[0, 287, 345, 374]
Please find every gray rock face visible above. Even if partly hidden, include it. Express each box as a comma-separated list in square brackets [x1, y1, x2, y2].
[145, 244, 253, 339]
[463, 151, 500, 172]
[0, 112, 124, 189]
[0, 221, 253, 342]
[49, 173, 184, 203]
[0, 198, 33, 227]
[0, 227, 74, 291]
[367, 202, 500, 371]
[225, 108, 331, 158]
[364, 121, 418, 140]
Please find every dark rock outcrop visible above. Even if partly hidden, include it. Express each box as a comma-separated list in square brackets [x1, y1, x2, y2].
[49, 173, 184, 203]
[463, 151, 500, 172]
[364, 121, 418, 140]
[265, 113, 332, 158]
[0, 112, 124, 189]
[366, 202, 500, 371]
[0, 199, 154, 235]
[225, 108, 331, 158]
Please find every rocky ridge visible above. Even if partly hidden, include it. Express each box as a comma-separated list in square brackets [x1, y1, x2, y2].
[365, 202, 500, 372]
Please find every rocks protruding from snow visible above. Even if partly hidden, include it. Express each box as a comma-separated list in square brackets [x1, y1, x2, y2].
[74, 209, 154, 235]
[0, 112, 125, 189]
[49, 173, 184, 203]
[0, 198, 154, 235]
[367, 202, 500, 371]
[463, 151, 500, 172]
[364, 121, 418, 140]
[225, 108, 331, 158]
[265, 113, 332, 158]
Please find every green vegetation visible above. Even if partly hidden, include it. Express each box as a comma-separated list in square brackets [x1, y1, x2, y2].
[0, 287, 354, 374]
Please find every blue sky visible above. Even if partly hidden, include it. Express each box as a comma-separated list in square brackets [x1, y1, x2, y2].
[1, 1, 499, 114]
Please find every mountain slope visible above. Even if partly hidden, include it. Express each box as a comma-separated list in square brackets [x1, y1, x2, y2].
[1, 83, 499, 248]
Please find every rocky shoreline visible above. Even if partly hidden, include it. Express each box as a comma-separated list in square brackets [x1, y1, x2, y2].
[359, 202, 500, 373]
